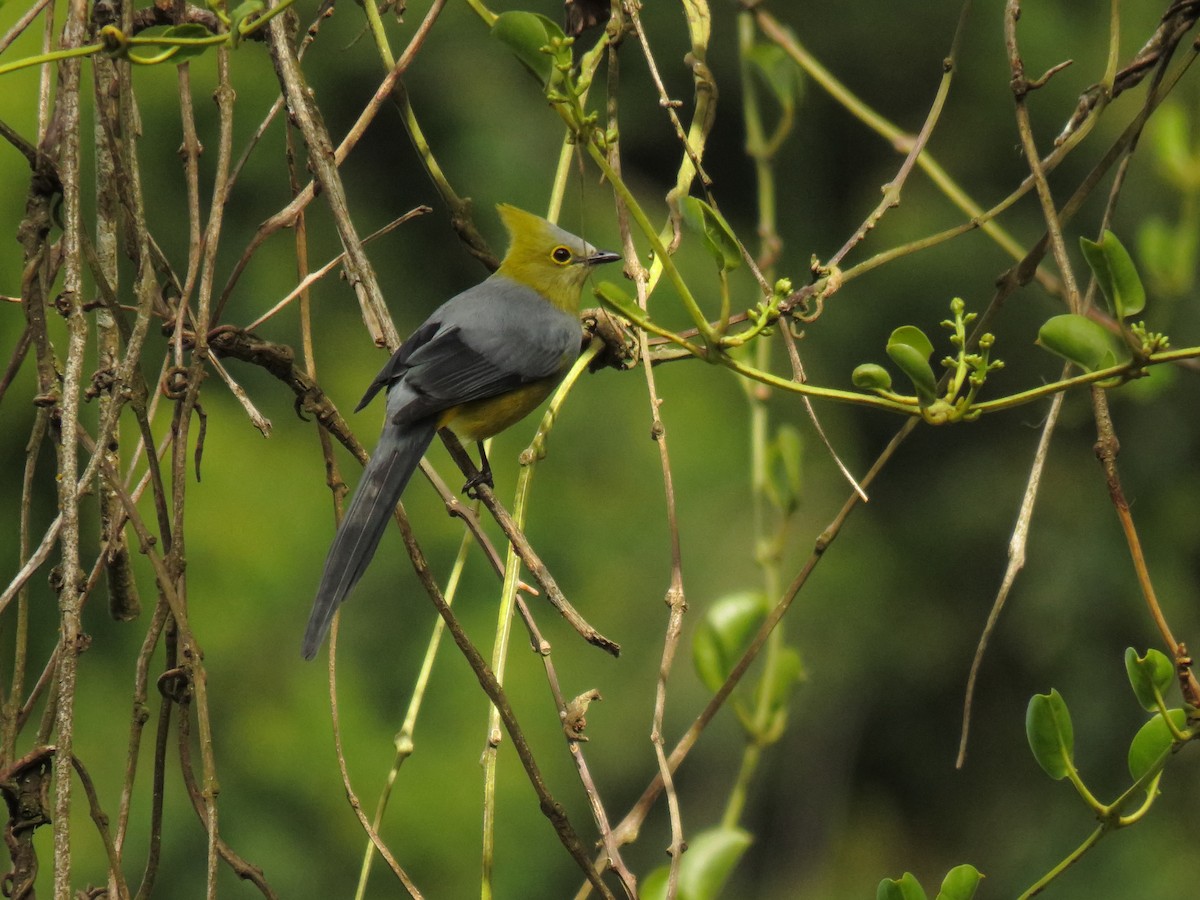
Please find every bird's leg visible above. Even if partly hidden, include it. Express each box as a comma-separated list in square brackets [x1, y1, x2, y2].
[462, 440, 494, 496]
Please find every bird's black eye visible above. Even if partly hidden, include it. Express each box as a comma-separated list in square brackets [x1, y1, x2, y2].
[551, 246, 573, 264]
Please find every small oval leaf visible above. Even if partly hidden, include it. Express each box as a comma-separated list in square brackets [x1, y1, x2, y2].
[935, 864, 984, 900]
[1036, 313, 1127, 372]
[1026, 689, 1074, 780]
[161, 23, 213, 62]
[639, 866, 669, 900]
[1124, 647, 1174, 712]
[594, 280, 642, 321]
[693, 592, 767, 693]
[758, 644, 804, 718]
[765, 424, 804, 513]
[745, 42, 802, 109]
[877, 872, 929, 900]
[852, 363, 893, 392]
[682, 196, 742, 273]
[491, 11, 558, 83]
[886, 341, 938, 407]
[1080, 230, 1146, 319]
[1128, 708, 1188, 783]
[677, 827, 753, 900]
[126, 25, 178, 63]
[887, 324, 935, 359]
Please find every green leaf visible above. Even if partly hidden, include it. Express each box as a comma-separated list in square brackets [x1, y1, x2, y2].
[491, 11, 566, 84]
[639, 866, 669, 900]
[745, 42, 801, 110]
[886, 326, 938, 406]
[1026, 689, 1074, 780]
[682, 196, 742, 273]
[677, 827, 753, 900]
[935, 864, 984, 900]
[758, 645, 804, 716]
[228, 0, 263, 42]
[126, 24, 213, 64]
[1149, 103, 1199, 189]
[165, 23, 214, 62]
[852, 363, 893, 392]
[1137, 215, 1197, 297]
[877, 872, 929, 900]
[594, 281, 643, 321]
[1080, 231, 1146, 319]
[888, 325, 934, 359]
[693, 592, 767, 693]
[764, 424, 803, 513]
[1036, 313, 1127, 372]
[1128, 708, 1188, 783]
[1124, 647, 1174, 712]
[126, 26, 178, 63]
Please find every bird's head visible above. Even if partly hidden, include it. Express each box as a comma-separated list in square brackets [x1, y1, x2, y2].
[495, 204, 621, 311]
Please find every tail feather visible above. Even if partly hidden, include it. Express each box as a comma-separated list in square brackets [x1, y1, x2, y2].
[301, 418, 438, 659]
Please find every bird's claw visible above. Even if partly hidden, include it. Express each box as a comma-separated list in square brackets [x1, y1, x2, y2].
[462, 469, 493, 498]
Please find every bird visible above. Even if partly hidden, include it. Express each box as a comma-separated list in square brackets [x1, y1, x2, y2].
[301, 204, 621, 660]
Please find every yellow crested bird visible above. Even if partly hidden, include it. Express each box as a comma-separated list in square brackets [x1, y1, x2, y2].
[301, 205, 620, 659]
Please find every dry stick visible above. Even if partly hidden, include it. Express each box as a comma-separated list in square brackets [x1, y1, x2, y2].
[70, 753, 132, 900]
[477, 345, 635, 899]
[616, 185, 689, 889]
[510, 593, 638, 900]
[1005, 0, 1085, 314]
[92, 6, 138, 632]
[956, 384, 1066, 767]
[352, 537, 473, 900]
[357, 0, 495, 268]
[959, 2, 1199, 759]
[133, 627, 176, 900]
[826, 0, 973, 273]
[217, 0, 451, 324]
[325, 633, 426, 898]
[779, 325, 868, 502]
[172, 41, 243, 897]
[50, 0, 90, 894]
[116, 599, 170, 860]
[390, 508, 616, 900]
[175, 682, 279, 898]
[7, 86, 60, 758]
[1092, 390, 1200, 706]
[243, 208, 432, 332]
[284, 74, 423, 894]
[1, 407, 47, 759]
[593, 16, 705, 891]
[264, 0, 398, 349]
[175, 38, 204, 340]
[641, 315, 689, 890]
[0, 513, 61, 617]
[222, 0, 332, 198]
[609, 420, 918, 850]
[73, 431, 229, 895]
[443, 435, 621, 657]
[1078, 70, 1200, 710]
[0, 0, 54, 53]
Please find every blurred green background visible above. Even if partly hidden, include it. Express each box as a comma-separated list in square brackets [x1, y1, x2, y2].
[1, 0, 1199, 896]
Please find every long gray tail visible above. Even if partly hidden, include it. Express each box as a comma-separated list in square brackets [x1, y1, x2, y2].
[301, 417, 438, 659]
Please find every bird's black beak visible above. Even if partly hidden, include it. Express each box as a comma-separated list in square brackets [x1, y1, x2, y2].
[586, 249, 622, 267]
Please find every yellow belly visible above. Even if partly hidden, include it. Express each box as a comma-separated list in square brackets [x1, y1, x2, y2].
[439, 378, 560, 442]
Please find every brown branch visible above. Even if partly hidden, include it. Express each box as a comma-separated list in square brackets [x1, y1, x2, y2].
[391, 507, 616, 899]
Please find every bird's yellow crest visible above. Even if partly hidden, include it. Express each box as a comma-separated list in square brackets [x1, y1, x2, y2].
[495, 204, 614, 311]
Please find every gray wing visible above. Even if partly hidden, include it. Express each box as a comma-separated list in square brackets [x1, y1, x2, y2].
[358, 276, 581, 425]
